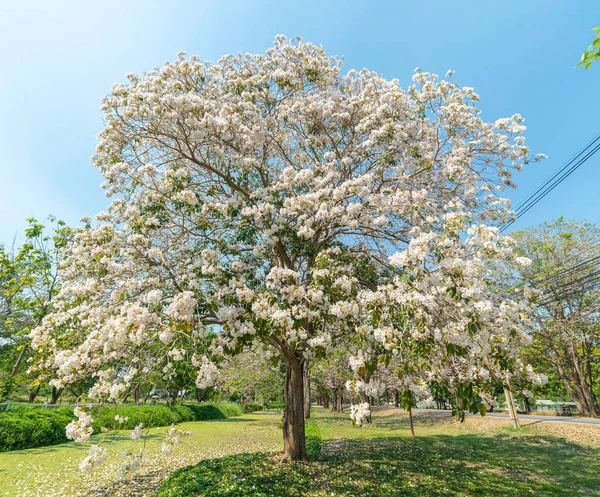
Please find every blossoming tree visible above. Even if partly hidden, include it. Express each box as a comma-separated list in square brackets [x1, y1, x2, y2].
[31, 36, 543, 461]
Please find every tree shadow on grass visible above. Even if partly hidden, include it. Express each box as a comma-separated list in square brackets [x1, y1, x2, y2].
[157, 432, 600, 497]
[204, 417, 261, 423]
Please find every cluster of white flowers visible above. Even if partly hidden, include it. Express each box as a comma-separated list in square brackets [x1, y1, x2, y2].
[161, 424, 193, 454]
[165, 291, 197, 320]
[195, 357, 219, 389]
[79, 444, 107, 473]
[349, 403, 371, 427]
[346, 379, 386, 399]
[525, 364, 548, 386]
[65, 407, 94, 443]
[479, 393, 496, 410]
[114, 415, 129, 424]
[116, 450, 143, 479]
[145, 289, 163, 305]
[130, 423, 144, 441]
[416, 397, 436, 409]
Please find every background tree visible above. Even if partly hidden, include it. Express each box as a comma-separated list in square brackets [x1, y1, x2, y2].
[217, 349, 284, 407]
[312, 351, 352, 413]
[0, 217, 70, 402]
[32, 37, 541, 462]
[512, 218, 600, 417]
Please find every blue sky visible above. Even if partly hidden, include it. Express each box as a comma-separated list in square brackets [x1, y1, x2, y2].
[0, 0, 598, 243]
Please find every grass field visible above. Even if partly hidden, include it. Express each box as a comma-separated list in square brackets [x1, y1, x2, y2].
[1, 408, 599, 496]
[0, 414, 282, 497]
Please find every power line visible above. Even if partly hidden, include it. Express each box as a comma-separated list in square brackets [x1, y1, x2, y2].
[538, 269, 600, 305]
[500, 134, 600, 233]
[514, 134, 600, 216]
[528, 240, 600, 286]
[532, 253, 600, 288]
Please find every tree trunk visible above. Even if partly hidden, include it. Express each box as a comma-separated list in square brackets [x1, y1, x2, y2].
[555, 361, 600, 417]
[28, 384, 42, 403]
[359, 391, 372, 423]
[394, 391, 399, 408]
[331, 389, 340, 412]
[408, 405, 416, 443]
[50, 386, 62, 405]
[303, 360, 310, 419]
[504, 387, 520, 429]
[282, 352, 307, 461]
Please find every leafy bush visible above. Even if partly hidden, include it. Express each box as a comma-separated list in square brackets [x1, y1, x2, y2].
[0, 408, 73, 451]
[266, 402, 284, 409]
[92, 404, 184, 431]
[93, 403, 241, 430]
[305, 422, 322, 458]
[183, 402, 242, 420]
[243, 403, 263, 413]
[0, 402, 242, 452]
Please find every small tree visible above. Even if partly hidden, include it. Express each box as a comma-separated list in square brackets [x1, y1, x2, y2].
[0, 218, 70, 401]
[32, 37, 542, 462]
[512, 218, 600, 417]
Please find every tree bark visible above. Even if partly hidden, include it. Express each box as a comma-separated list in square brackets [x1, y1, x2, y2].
[408, 405, 416, 443]
[50, 386, 62, 405]
[303, 360, 310, 419]
[394, 391, 399, 408]
[282, 352, 307, 461]
[555, 361, 600, 417]
[504, 387, 520, 429]
[28, 384, 41, 403]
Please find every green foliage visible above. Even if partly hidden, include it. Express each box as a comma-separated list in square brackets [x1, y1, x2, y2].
[0, 407, 73, 451]
[0, 217, 72, 401]
[304, 422, 322, 458]
[92, 404, 184, 431]
[0, 402, 242, 452]
[218, 351, 284, 406]
[511, 218, 600, 413]
[243, 403, 263, 413]
[183, 402, 242, 421]
[577, 27, 600, 69]
[93, 402, 242, 431]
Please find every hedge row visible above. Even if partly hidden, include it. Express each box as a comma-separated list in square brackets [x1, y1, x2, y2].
[0, 402, 242, 452]
[243, 403, 264, 413]
[0, 407, 74, 452]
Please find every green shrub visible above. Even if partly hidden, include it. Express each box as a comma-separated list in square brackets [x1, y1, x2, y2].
[305, 422, 322, 458]
[92, 403, 241, 430]
[266, 402, 284, 409]
[0, 409, 73, 451]
[243, 403, 263, 413]
[183, 402, 241, 421]
[91, 404, 182, 431]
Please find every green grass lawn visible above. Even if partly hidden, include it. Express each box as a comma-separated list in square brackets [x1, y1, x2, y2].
[159, 409, 600, 497]
[1, 408, 600, 496]
[0, 414, 283, 497]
